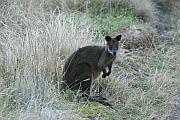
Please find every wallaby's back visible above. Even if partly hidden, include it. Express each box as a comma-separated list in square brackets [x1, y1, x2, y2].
[62, 46, 105, 88]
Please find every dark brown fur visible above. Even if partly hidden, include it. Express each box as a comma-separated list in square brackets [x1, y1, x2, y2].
[62, 35, 121, 100]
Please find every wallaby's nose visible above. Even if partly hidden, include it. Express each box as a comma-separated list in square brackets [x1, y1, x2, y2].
[113, 52, 116, 56]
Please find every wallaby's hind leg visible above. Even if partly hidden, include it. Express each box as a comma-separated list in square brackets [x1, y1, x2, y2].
[74, 64, 92, 94]
[65, 64, 113, 108]
[80, 78, 92, 100]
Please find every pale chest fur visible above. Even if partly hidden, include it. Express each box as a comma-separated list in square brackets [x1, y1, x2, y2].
[91, 68, 102, 80]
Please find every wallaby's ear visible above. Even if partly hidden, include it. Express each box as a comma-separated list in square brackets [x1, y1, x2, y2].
[105, 36, 111, 42]
[116, 34, 121, 41]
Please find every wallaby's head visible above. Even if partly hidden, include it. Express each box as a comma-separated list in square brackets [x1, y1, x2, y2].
[105, 35, 121, 56]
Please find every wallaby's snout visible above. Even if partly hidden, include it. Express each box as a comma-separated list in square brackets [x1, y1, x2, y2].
[113, 51, 116, 56]
[105, 34, 121, 56]
[111, 43, 118, 56]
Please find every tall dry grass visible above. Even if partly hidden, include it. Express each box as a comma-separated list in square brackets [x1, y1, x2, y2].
[0, 0, 100, 119]
[0, 0, 179, 120]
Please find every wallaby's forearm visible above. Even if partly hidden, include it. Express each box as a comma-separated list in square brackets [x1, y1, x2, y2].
[102, 62, 112, 78]
[107, 63, 112, 75]
[102, 68, 107, 78]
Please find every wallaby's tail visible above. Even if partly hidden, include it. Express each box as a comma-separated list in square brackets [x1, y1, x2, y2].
[89, 96, 113, 109]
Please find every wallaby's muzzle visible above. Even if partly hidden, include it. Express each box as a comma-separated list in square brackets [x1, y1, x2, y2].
[113, 51, 116, 56]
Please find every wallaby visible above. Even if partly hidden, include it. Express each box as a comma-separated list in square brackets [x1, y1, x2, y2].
[62, 35, 121, 107]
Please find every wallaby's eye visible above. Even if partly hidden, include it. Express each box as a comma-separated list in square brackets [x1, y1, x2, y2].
[109, 44, 112, 50]
[109, 42, 118, 50]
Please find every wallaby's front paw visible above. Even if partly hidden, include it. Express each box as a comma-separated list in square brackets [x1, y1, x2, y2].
[102, 74, 106, 78]
[106, 72, 111, 76]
